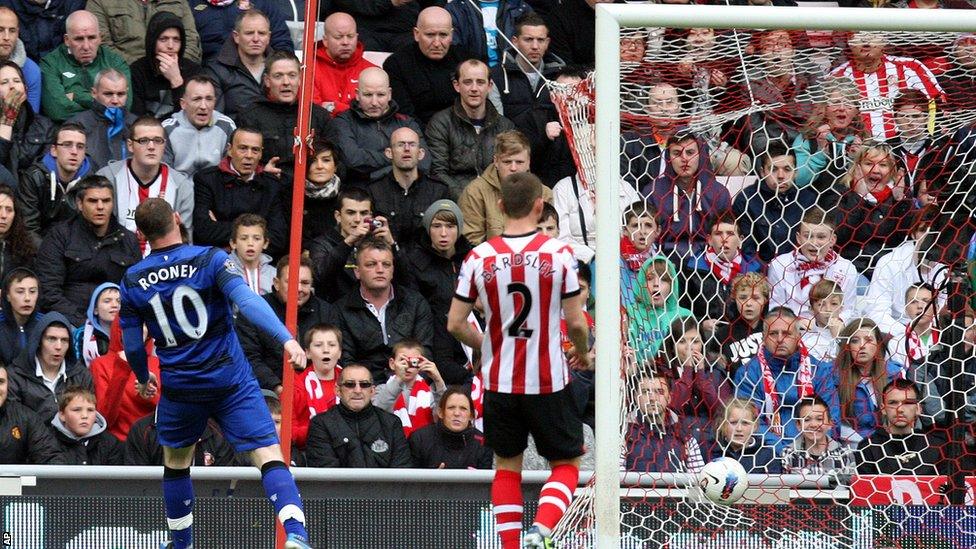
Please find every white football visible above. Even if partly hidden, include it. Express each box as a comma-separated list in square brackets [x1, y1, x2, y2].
[698, 457, 749, 505]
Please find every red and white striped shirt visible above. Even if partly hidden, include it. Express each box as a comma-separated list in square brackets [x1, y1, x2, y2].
[831, 55, 943, 140]
[455, 232, 581, 395]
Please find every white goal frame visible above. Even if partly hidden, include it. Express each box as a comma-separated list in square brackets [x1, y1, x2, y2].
[592, 4, 976, 548]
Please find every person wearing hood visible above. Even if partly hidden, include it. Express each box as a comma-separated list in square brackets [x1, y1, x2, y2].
[643, 130, 731, 261]
[0, 268, 41, 366]
[66, 68, 137, 170]
[409, 387, 493, 469]
[311, 13, 377, 117]
[0, 0, 85, 63]
[0, 60, 54, 179]
[71, 282, 119, 367]
[49, 385, 123, 464]
[0, 361, 64, 464]
[625, 373, 706, 473]
[704, 398, 781, 474]
[87, 0, 201, 65]
[90, 317, 160, 441]
[0, 8, 42, 114]
[7, 311, 93, 422]
[129, 11, 204, 119]
[204, 10, 273, 121]
[18, 122, 93, 239]
[236, 51, 331, 185]
[190, 0, 293, 64]
[625, 254, 692, 366]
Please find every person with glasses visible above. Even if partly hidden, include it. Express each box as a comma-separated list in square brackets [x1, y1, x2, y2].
[305, 362, 411, 468]
[855, 378, 943, 475]
[17, 121, 93, 239]
[66, 67, 136, 170]
[97, 115, 194, 249]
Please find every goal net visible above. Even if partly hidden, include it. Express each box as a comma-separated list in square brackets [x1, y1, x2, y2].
[548, 4, 976, 548]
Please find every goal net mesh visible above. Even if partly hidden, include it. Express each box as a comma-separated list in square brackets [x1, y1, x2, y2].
[549, 21, 976, 549]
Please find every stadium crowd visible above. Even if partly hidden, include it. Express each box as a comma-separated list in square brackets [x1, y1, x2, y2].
[0, 0, 973, 484]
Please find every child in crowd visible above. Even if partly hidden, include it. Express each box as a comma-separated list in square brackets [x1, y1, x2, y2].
[227, 213, 275, 295]
[50, 386, 123, 465]
[626, 255, 692, 363]
[713, 272, 770, 377]
[538, 202, 560, 239]
[625, 372, 706, 473]
[707, 398, 781, 474]
[91, 318, 161, 442]
[293, 324, 343, 448]
[373, 339, 447, 438]
[74, 282, 120, 366]
[887, 283, 938, 369]
[620, 201, 660, 309]
[781, 396, 855, 475]
[800, 279, 845, 362]
[768, 206, 859, 320]
[0, 268, 41, 366]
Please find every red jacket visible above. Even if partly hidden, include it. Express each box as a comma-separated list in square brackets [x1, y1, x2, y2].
[312, 42, 376, 116]
[91, 318, 161, 441]
[292, 366, 341, 448]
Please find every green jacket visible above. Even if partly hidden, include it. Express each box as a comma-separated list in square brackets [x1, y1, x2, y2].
[625, 254, 692, 365]
[40, 44, 132, 122]
[86, 0, 202, 63]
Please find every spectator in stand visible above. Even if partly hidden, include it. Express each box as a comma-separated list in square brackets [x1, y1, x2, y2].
[367, 127, 448, 248]
[263, 390, 304, 466]
[66, 68, 136, 170]
[458, 130, 551, 245]
[625, 255, 691, 364]
[237, 255, 336, 393]
[8, 312, 93, 421]
[0, 362, 64, 463]
[0, 61, 53, 178]
[292, 323, 343, 449]
[621, 82, 682, 192]
[90, 318, 160, 441]
[335, 237, 434, 382]
[124, 411, 238, 466]
[855, 378, 942, 475]
[87, 0, 201, 64]
[36, 176, 140, 327]
[0, 0, 84, 62]
[792, 76, 864, 194]
[373, 338, 446, 437]
[834, 140, 917, 277]
[97, 115, 195, 243]
[205, 9, 272, 120]
[427, 59, 516, 198]
[311, 12, 376, 118]
[659, 317, 729, 425]
[625, 372, 706, 473]
[553, 169, 641, 265]
[49, 385, 123, 464]
[0, 188, 36, 282]
[226, 214, 275, 296]
[237, 51, 331, 184]
[40, 10, 131, 123]
[781, 396, 856, 475]
[644, 130, 731, 261]
[768, 207, 859, 321]
[304, 362, 411, 468]
[734, 144, 817, 263]
[161, 75, 236, 179]
[834, 318, 904, 444]
[71, 282, 118, 367]
[0, 9, 42, 115]
[799, 279, 845, 363]
[706, 398, 781, 473]
[190, 0, 293, 64]
[445, 0, 532, 67]
[17, 122, 93, 238]
[409, 387, 493, 469]
[679, 211, 764, 333]
[128, 12, 204, 119]
[537, 202, 558, 238]
[291, 138, 342, 249]
[619, 201, 660, 311]
[543, 0, 610, 67]
[326, 1, 438, 53]
[942, 33, 976, 112]
[384, 6, 468, 126]
[886, 283, 938, 369]
[733, 307, 839, 450]
[0, 268, 40, 366]
[889, 89, 944, 200]
[830, 31, 943, 141]
[192, 127, 288, 254]
[713, 272, 769, 378]
[330, 68, 429, 187]
[401, 200, 472, 385]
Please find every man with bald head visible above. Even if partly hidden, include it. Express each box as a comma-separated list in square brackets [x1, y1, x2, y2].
[383, 7, 469, 125]
[367, 126, 449, 247]
[324, 0, 432, 52]
[312, 12, 376, 117]
[328, 66, 430, 187]
[40, 10, 131, 122]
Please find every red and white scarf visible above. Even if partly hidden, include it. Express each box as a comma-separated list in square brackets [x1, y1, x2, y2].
[759, 343, 814, 418]
[704, 246, 743, 284]
[81, 321, 104, 367]
[907, 325, 938, 364]
[620, 236, 652, 272]
[471, 374, 484, 432]
[301, 366, 341, 418]
[392, 379, 434, 437]
[795, 249, 838, 289]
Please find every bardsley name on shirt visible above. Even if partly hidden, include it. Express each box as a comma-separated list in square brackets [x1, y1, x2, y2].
[480, 253, 555, 283]
[138, 264, 199, 290]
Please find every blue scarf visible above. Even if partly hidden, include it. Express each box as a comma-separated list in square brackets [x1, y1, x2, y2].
[104, 107, 127, 159]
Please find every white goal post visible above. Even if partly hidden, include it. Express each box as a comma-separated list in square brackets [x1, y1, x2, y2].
[591, 4, 976, 548]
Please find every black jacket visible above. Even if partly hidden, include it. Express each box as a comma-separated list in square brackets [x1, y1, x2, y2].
[335, 286, 434, 382]
[192, 159, 288, 255]
[409, 422, 493, 469]
[856, 431, 943, 475]
[711, 303, 764, 379]
[383, 42, 468, 126]
[124, 412, 239, 466]
[732, 181, 818, 263]
[235, 99, 332, 184]
[8, 312, 93, 422]
[282, 178, 340, 252]
[834, 190, 915, 276]
[307, 228, 358, 303]
[0, 286, 40, 367]
[17, 155, 94, 239]
[401, 239, 472, 385]
[36, 215, 140, 326]
[0, 107, 54, 180]
[205, 37, 265, 120]
[367, 173, 450, 249]
[237, 292, 337, 391]
[0, 400, 64, 464]
[50, 411, 123, 465]
[66, 103, 137, 170]
[678, 252, 765, 324]
[542, 0, 599, 66]
[325, 0, 436, 52]
[305, 403, 411, 468]
[129, 11, 204, 119]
